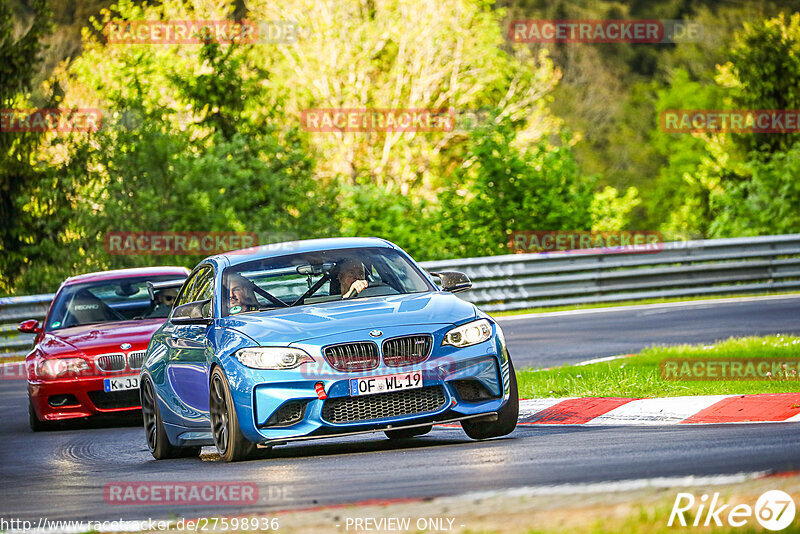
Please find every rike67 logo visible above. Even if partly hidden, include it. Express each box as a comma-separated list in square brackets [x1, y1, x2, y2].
[669, 490, 796, 531]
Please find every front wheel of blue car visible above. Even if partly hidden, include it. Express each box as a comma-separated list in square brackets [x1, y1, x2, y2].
[141, 376, 200, 460]
[461, 358, 519, 440]
[210, 367, 259, 462]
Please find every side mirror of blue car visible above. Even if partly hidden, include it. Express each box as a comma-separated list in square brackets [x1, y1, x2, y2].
[429, 271, 472, 293]
[171, 299, 212, 325]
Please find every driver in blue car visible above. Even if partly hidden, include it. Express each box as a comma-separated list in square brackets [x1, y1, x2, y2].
[338, 258, 368, 299]
[228, 274, 260, 314]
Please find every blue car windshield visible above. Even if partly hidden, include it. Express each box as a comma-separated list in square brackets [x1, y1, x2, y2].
[222, 247, 434, 315]
[46, 275, 187, 331]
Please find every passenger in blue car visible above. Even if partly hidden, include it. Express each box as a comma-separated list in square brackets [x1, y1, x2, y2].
[337, 258, 368, 299]
[228, 273, 259, 314]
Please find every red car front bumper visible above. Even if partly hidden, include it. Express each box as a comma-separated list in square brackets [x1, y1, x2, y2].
[28, 374, 141, 422]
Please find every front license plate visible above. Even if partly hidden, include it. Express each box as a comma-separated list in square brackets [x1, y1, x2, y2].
[350, 370, 423, 396]
[103, 375, 139, 392]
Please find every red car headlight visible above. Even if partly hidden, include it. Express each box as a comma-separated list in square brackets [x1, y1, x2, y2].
[36, 358, 92, 379]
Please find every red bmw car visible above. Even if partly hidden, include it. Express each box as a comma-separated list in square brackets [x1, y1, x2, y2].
[21, 266, 189, 431]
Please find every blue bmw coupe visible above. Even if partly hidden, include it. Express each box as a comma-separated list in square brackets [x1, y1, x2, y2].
[141, 238, 518, 461]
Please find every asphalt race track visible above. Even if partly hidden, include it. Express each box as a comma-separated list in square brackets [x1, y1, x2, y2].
[499, 295, 800, 368]
[2, 296, 799, 523]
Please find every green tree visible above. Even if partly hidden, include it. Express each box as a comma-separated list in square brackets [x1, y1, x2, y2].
[0, 0, 57, 293]
[337, 184, 443, 259]
[717, 12, 800, 155]
[710, 144, 800, 236]
[248, 0, 563, 193]
[649, 68, 725, 237]
[708, 13, 800, 236]
[438, 120, 595, 258]
[19, 1, 338, 288]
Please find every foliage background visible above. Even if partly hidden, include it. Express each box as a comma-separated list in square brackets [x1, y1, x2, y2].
[1, 0, 799, 295]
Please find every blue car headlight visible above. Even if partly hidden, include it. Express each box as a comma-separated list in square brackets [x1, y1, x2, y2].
[235, 347, 314, 370]
[442, 319, 492, 348]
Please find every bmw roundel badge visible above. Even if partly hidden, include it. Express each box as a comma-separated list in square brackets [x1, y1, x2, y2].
[369, 330, 383, 338]
[120, 343, 132, 350]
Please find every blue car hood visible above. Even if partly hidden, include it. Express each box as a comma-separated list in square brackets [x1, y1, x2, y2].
[221, 292, 476, 344]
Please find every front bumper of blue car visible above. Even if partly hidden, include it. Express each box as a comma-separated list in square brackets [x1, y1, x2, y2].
[221, 322, 512, 446]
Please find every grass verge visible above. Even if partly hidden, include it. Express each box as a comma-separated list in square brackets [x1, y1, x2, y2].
[517, 334, 800, 398]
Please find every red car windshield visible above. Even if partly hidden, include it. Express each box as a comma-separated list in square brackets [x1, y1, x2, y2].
[46, 275, 186, 331]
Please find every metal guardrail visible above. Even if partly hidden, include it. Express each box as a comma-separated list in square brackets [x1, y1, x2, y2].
[419, 234, 800, 311]
[2, 234, 799, 358]
[0, 294, 55, 359]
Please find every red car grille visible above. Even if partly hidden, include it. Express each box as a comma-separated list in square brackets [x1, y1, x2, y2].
[96, 353, 126, 372]
[382, 335, 432, 367]
[323, 342, 379, 372]
[127, 351, 147, 370]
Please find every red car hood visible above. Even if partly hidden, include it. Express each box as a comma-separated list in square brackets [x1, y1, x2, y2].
[39, 319, 166, 357]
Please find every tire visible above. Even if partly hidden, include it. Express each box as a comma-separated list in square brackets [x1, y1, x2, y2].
[385, 425, 432, 440]
[210, 367, 258, 462]
[141, 376, 200, 460]
[29, 396, 50, 432]
[461, 358, 519, 440]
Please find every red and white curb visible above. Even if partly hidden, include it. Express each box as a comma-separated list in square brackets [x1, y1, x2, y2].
[518, 393, 800, 425]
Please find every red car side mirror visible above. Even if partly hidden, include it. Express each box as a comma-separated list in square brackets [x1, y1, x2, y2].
[18, 319, 42, 334]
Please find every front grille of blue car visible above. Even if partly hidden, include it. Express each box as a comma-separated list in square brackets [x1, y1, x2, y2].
[321, 386, 447, 424]
[382, 334, 432, 367]
[323, 342, 380, 371]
